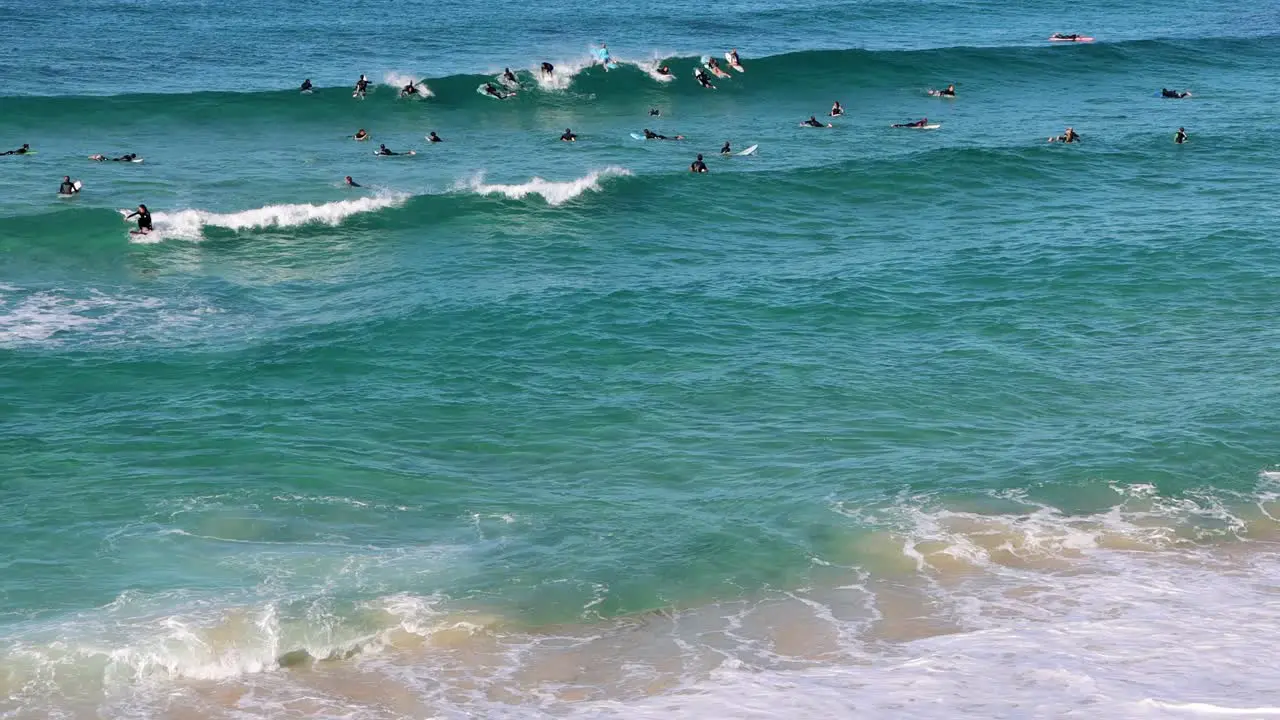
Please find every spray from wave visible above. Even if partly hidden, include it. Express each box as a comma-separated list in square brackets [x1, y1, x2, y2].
[457, 167, 631, 206]
[381, 72, 434, 98]
[133, 194, 408, 242]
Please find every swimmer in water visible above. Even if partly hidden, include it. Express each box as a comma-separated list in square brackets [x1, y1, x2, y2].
[1175, 127, 1188, 144]
[427, 131, 442, 143]
[721, 141, 732, 155]
[344, 176, 361, 187]
[560, 128, 577, 142]
[690, 154, 708, 173]
[829, 101, 844, 117]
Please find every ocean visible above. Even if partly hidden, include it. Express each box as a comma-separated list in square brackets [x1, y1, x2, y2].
[3, 0, 1280, 716]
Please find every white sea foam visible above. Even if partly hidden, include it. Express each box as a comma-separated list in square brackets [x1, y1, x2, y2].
[137, 194, 407, 242]
[528, 54, 595, 91]
[459, 167, 630, 206]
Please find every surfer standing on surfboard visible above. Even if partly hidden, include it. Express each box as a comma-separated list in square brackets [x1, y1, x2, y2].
[353, 75, 370, 98]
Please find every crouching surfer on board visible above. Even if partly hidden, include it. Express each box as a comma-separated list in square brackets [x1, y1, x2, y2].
[124, 204, 152, 234]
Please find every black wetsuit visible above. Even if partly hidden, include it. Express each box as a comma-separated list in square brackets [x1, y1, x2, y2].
[804, 118, 825, 127]
[346, 179, 361, 187]
[893, 120, 927, 128]
[428, 133, 442, 143]
[58, 180, 77, 195]
[1175, 129, 1187, 144]
[300, 80, 313, 92]
[484, 84, 506, 99]
[113, 154, 136, 162]
[541, 62, 554, 74]
[649, 108, 661, 116]
[2, 146, 29, 156]
[377, 147, 398, 156]
[503, 71, 518, 85]
[127, 209, 152, 231]
[355, 79, 370, 95]
[561, 132, 577, 142]
[690, 159, 708, 173]
[721, 142, 731, 155]
[643, 130, 667, 140]
[695, 71, 712, 88]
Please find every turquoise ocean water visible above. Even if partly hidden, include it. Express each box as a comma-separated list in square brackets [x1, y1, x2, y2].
[3, 0, 1280, 716]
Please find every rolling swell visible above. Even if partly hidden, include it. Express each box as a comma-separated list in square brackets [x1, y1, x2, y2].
[1, 35, 1274, 126]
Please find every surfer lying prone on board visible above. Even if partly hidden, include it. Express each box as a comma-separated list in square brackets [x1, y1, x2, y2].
[803, 116, 832, 128]
[1161, 88, 1190, 98]
[892, 118, 929, 128]
[694, 68, 715, 89]
[483, 83, 514, 99]
[400, 82, 421, 98]
[376, 144, 408, 156]
[656, 66, 672, 77]
[1048, 127, 1082, 143]
[89, 153, 138, 162]
[643, 129, 684, 140]
[353, 129, 370, 141]
[2, 144, 31, 155]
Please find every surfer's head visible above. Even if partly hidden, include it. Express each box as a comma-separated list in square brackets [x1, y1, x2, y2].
[696, 154, 703, 161]
[138, 204, 147, 212]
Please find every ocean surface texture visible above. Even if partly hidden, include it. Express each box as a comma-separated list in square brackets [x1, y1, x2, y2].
[3, 0, 1280, 716]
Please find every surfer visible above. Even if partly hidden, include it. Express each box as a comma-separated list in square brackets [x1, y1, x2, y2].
[690, 154, 708, 173]
[648, 108, 661, 116]
[892, 118, 929, 128]
[707, 57, 725, 74]
[1049, 126, 1081, 143]
[829, 101, 844, 117]
[58, 176, 79, 195]
[482, 83, 512, 100]
[427, 131, 443, 143]
[353, 74, 370, 98]
[502, 68, 519, 86]
[124, 204, 152, 234]
[353, 129, 369, 141]
[540, 62, 555, 76]
[596, 44, 612, 66]
[803, 116, 829, 128]
[642, 129, 682, 140]
[694, 68, 714, 89]
[376, 144, 405, 156]
[1, 144, 30, 156]
[1161, 88, 1190, 99]
[1175, 127, 1188, 144]
[300, 78, 313, 92]
[656, 65, 672, 77]
[721, 141, 732, 155]
[399, 82, 420, 98]
[560, 128, 577, 142]
[111, 153, 138, 162]
[937, 84, 956, 97]
[1050, 33, 1080, 40]
[728, 49, 742, 67]
[344, 176, 361, 187]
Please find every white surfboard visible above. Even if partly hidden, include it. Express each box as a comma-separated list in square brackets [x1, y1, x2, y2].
[373, 150, 416, 157]
[737, 144, 758, 156]
[724, 52, 745, 72]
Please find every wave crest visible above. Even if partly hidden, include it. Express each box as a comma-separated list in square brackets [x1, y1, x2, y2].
[458, 167, 631, 206]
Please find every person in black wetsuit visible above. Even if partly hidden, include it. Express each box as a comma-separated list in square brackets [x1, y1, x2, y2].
[694, 68, 714, 89]
[690, 154, 708, 173]
[482, 83, 511, 99]
[58, 176, 79, 195]
[560, 128, 577, 142]
[938, 84, 956, 96]
[300, 79, 313, 92]
[648, 108, 661, 116]
[642, 128, 682, 140]
[830, 101, 844, 117]
[892, 118, 928, 128]
[656, 66, 672, 76]
[113, 153, 138, 162]
[541, 62, 554, 76]
[354, 75, 370, 97]
[502, 68, 519, 86]
[400, 82, 420, 98]
[427, 131, 442, 143]
[2, 144, 30, 155]
[1175, 127, 1188, 144]
[1161, 88, 1189, 99]
[803, 116, 827, 128]
[721, 141, 732, 155]
[125, 204, 152, 233]
[1051, 33, 1080, 40]
[376, 144, 403, 156]
[344, 176, 361, 187]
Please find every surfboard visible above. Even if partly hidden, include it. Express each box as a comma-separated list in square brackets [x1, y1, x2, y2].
[373, 151, 416, 157]
[737, 144, 759, 156]
[630, 132, 646, 140]
[593, 48, 618, 70]
[1048, 35, 1094, 42]
[724, 52, 745, 72]
[1156, 91, 1192, 98]
[893, 123, 941, 129]
[692, 68, 716, 89]
[800, 123, 833, 128]
[928, 90, 957, 98]
[301, 89, 313, 95]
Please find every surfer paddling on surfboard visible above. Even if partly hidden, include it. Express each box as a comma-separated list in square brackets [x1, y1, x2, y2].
[1048, 126, 1081, 143]
[1, 144, 31, 156]
[803, 116, 832, 128]
[482, 83, 514, 99]
[930, 84, 956, 97]
[353, 129, 369, 141]
[124, 204, 152, 234]
[892, 118, 930, 128]
[694, 68, 715, 89]
[376, 143, 410, 156]
[642, 129, 684, 140]
[1161, 88, 1190, 99]
[344, 176, 361, 187]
